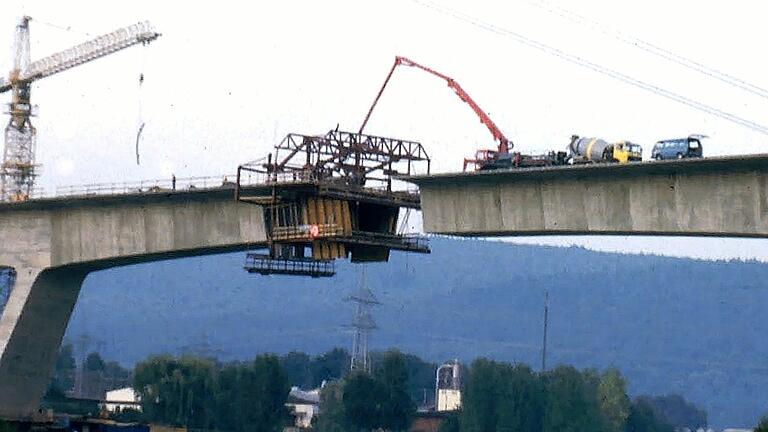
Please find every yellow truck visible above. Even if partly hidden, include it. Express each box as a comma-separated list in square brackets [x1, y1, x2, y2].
[568, 135, 642, 164]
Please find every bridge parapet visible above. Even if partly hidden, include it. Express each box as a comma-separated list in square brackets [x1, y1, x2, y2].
[407, 155, 768, 238]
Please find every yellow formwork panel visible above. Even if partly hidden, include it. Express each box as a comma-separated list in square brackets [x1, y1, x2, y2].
[324, 199, 332, 224]
[328, 242, 339, 259]
[303, 197, 354, 260]
[316, 198, 327, 225]
[341, 200, 352, 233]
[306, 198, 317, 225]
[312, 240, 321, 260]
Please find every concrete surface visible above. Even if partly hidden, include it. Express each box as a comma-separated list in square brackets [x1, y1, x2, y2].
[407, 155, 768, 237]
[0, 187, 265, 418]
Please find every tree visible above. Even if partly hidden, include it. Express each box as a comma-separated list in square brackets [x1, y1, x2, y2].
[0, 420, 17, 432]
[281, 351, 313, 389]
[460, 358, 500, 432]
[343, 372, 385, 431]
[49, 343, 76, 395]
[246, 354, 291, 432]
[755, 415, 768, 432]
[496, 363, 545, 432]
[215, 361, 248, 432]
[217, 355, 290, 432]
[316, 381, 345, 432]
[597, 368, 631, 432]
[375, 350, 416, 431]
[543, 366, 606, 432]
[102, 360, 132, 391]
[635, 394, 706, 430]
[371, 350, 436, 406]
[310, 348, 350, 388]
[133, 355, 217, 428]
[625, 399, 674, 432]
[438, 413, 460, 432]
[135, 353, 289, 431]
[85, 352, 106, 371]
[461, 359, 546, 432]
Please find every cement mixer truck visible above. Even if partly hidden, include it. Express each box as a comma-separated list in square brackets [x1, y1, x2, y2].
[568, 135, 642, 164]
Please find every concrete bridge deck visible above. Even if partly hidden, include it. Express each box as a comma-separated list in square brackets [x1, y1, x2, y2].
[407, 154, 768, 237]
[0, 186, 266, 418]
[3, 154, 768, 417]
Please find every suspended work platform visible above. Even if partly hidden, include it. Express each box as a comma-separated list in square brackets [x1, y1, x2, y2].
[244, 253, 336, 278]
[236, 130, 431, 277]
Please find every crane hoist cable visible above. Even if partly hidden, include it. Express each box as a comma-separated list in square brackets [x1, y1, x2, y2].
[135, 122, 145, 165]
[135, 45, 148, 165]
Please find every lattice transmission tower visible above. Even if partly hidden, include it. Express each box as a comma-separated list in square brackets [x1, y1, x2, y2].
[345, 269, 380, 373]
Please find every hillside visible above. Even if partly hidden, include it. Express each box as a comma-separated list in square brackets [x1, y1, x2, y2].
[65, 237, 768, 428]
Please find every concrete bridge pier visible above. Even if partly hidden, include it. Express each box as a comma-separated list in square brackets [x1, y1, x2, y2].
[0, 266, 88, 415]
[0, 190, 266, 419]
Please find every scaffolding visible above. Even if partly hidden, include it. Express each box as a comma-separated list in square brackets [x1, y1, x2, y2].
[243, 253, 335, 278]
[236, 130, 431, 277]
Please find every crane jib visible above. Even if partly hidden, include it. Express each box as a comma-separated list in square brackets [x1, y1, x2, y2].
[2, 21, 160, 88]
[0, 18, 160, 202]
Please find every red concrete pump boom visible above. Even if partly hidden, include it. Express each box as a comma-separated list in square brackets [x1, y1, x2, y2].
[358, 56, 512, 156]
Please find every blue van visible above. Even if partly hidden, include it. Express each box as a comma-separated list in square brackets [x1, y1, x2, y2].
[651, 134, 706, 160]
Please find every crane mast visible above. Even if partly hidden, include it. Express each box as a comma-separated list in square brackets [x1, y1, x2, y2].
[2, 17, 34, 203]
[0, 17, 160, 202]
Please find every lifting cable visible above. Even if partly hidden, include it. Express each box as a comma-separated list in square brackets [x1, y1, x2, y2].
[135, 45, 148, 165]
[411, 0, 768, 136]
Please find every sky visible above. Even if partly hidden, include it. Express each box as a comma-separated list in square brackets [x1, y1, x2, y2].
[2, 0, 768, 260]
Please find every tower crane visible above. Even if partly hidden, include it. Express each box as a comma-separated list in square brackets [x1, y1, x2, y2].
[0, 16, 161, 202]
[358, 56, 514, 171]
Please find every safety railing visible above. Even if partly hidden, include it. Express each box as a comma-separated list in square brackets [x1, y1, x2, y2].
[54, 174, 249, 198]
[347, 231, 430, 252]
[243, 253, 335, 278]
[2, 170, 421, 203]
[271, 223, 346, 241]
[0, 174, 268, 202]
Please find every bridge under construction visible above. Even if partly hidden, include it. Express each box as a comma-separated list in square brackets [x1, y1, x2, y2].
[235, 129, 431, 277]
[0, 2, 767, 424]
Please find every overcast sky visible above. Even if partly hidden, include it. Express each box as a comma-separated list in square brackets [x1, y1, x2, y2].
[3, 0, 768, 260]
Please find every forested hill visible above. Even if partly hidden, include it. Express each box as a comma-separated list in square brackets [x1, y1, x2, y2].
[65, 237, 768, 428]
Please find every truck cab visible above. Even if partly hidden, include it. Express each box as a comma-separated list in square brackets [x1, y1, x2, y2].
[651, 135, 706, 160]
[612, 141, 643, 163]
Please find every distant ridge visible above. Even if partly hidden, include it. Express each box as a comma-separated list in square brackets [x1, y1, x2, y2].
[66, 237, 768, 428]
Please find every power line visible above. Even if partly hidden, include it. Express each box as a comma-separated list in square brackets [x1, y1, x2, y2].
[411, 0, 768, 136]
[524, 0, 768, 100]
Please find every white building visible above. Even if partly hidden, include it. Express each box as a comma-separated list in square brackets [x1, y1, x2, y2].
[104, 387, 141, 413]
[436, 360, 462, 412]
[285, 386, 321, 430]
